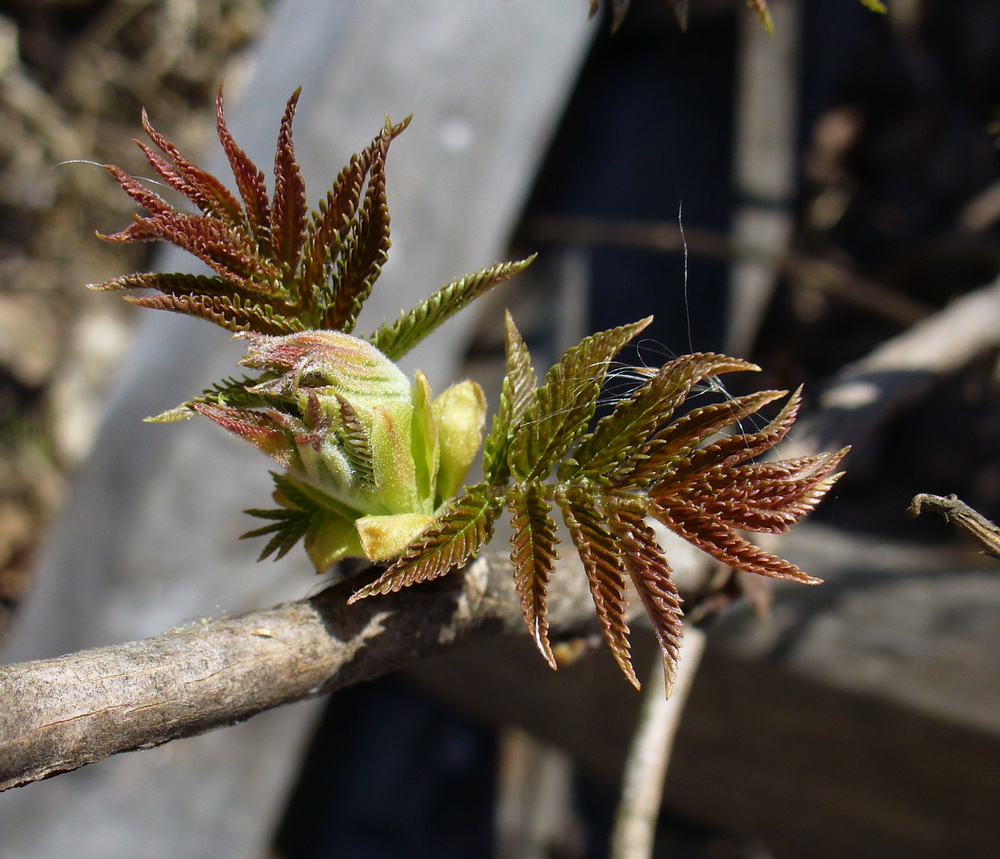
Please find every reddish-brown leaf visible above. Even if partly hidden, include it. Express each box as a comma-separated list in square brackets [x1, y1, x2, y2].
[270, 88, 307, 272]
[215, 85, 271, 246]
[653, 501, 821, 584]
[301, 156, 366, 304]
[675, 448, 848, 534]
[99, 165, 176, 228]
[610, 506, 683, 694]
[664, 387, 802, 484]
[138, 111, 244, 224]
[509, 484, 560, 669]
[192, 403, 295, 467]
[558, 487, 638, 688]
[621, 388, 786, 486]
[302, 117, 408, 307]
[124, 292, 292, 335]
[322, 119, 406, 331]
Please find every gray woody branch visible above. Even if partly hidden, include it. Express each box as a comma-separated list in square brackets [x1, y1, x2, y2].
[0, 555, 600, 793]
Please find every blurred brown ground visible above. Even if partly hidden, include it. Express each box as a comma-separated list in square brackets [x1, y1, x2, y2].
[0, 0, 272, 637]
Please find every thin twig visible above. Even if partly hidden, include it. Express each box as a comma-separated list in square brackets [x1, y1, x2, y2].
[609, 626, 707, 859]
[0, 554, 601, 793]
[908, 493, 1000, 561]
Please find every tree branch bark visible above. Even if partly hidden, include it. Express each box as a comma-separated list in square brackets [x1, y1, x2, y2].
[0, 555, 601, 793]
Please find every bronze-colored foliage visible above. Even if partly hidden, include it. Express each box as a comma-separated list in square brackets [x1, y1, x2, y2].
[352, 311, 848, 694]
[508, 486, 560, 668]
[94, 88, 845, 696]
[91, 87, 408, 335]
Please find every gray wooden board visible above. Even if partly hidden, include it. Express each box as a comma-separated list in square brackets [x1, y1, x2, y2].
[410, 526, 1000, 857]
[0, 1, 596, 855]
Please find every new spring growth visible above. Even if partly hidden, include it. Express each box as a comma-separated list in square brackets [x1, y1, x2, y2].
[194, 330, 485, 570]
[92, 85, 848, 695]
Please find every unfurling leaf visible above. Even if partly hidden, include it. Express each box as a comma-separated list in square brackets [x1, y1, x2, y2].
[91, 88, 411, 336]
[461, 321, 844, 691]
[432, 380, 487, 506]
[95, 89, 518, 571]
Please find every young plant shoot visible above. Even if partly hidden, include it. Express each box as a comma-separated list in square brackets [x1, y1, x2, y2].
[92, 88, 847, 695]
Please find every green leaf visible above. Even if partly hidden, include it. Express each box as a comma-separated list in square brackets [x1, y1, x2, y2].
[432, 380, 486, 506]
[370, 257, 535, 361]
[242, 472, 326, 561]
[410, 371, 439, 505]
[243, 472, 369, 570]
[509, 318, 651, 482]
[146, 374, 276, 423]
[349, 484, 500, 601]
[508, 483, 560, 669]
[570, 352, 758, 479]
[557, 486, 638, 688]
[483, 312, 537, 485]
